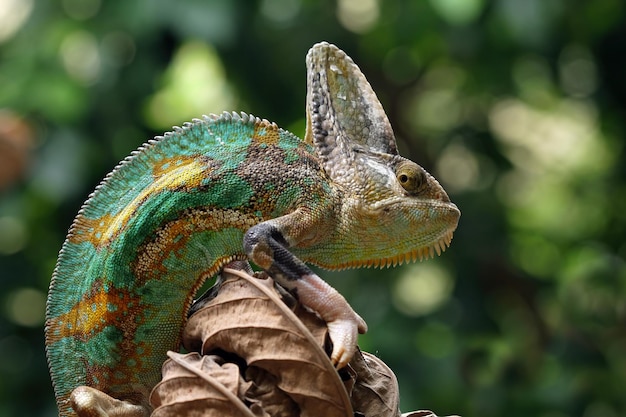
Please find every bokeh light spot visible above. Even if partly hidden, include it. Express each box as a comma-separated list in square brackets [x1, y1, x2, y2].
[5, 287, 46, 327]
[60, 31, 101, 85]
[429, 0, 484, 25]
[0, 216, 28, 255]
[392, 262, 454, 317]
[0, 0, 33, 43]
[144, 41, 236, 130]
[337, 0, 379, 34]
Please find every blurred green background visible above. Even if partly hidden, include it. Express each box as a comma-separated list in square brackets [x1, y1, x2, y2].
[1, 0, 625, 416]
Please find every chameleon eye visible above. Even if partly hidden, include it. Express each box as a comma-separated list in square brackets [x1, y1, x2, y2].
[396, 161, 426, 194]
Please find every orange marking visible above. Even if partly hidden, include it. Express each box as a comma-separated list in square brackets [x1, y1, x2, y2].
[68, 214, 114, 246]
[83, 340, 154, 403]
[46, 280, 143, 343]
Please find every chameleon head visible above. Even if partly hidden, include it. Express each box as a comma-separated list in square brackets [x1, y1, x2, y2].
[304, 42, 460, 269]
[333, 148, 460, 268]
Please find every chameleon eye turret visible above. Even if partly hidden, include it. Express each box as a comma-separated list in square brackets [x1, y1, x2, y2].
[396, 160, 427, 195]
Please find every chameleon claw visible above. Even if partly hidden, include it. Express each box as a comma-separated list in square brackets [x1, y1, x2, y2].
[282, 272, 368, 368]
[327, 313, 368, 368]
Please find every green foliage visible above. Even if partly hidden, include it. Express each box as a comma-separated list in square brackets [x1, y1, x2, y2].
[1, 1, 625, 416]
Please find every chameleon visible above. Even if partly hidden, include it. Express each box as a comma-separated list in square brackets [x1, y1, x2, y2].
[45, 42, 460, 417]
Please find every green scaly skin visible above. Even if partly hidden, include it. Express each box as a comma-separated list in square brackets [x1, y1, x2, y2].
[45, 42, 460, 417]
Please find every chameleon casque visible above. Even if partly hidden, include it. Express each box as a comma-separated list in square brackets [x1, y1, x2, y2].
[45, 42, 460, 417]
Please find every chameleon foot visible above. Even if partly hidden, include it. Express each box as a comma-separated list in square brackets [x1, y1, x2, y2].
[326, 314, 367, 368]
[70, 386, 148, 417]
[296, 273, 368, 369]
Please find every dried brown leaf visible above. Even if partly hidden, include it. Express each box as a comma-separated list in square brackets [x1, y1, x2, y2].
[348, 351, 401, 417]
[181, 268, 353, 417]
[150, 352, 254, 417]
[151, 268, 458, 417]
[348, 352, 460, 417]
[244, 366, 299, 417]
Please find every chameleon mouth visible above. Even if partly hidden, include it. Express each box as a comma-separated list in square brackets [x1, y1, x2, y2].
[347, 229, 455, 269]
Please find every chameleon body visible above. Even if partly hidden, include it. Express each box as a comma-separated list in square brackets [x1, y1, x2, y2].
[45, 42, 460, 417]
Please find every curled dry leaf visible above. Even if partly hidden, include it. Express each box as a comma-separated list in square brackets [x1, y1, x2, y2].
[244, 365, 300, 417]
[349, 352, 459, 417]
[348, 351, 460, 417]
[349, 351, 401, 417]
[152, 268, 353, 417]
[151, 352, 254, 417]
[150, 268, 457, 417]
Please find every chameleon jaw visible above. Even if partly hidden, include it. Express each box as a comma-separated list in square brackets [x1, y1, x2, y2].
[338, 194, 460, 269]
[315, 229, 456, 271]
[356, 229, 455, 269]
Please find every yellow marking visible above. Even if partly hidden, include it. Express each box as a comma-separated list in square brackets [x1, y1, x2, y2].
[103, 158, 208, 241]
[46, 282, 141, 342]
[70, 157, 210, 246]
[252, 122, 281, 146]
[152, 155, 204, 177]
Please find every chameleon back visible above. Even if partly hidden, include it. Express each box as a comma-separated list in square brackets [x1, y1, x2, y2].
[45, 112, 327, 416]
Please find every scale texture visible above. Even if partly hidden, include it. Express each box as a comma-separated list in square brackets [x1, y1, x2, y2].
[45, 42, 460, 417]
